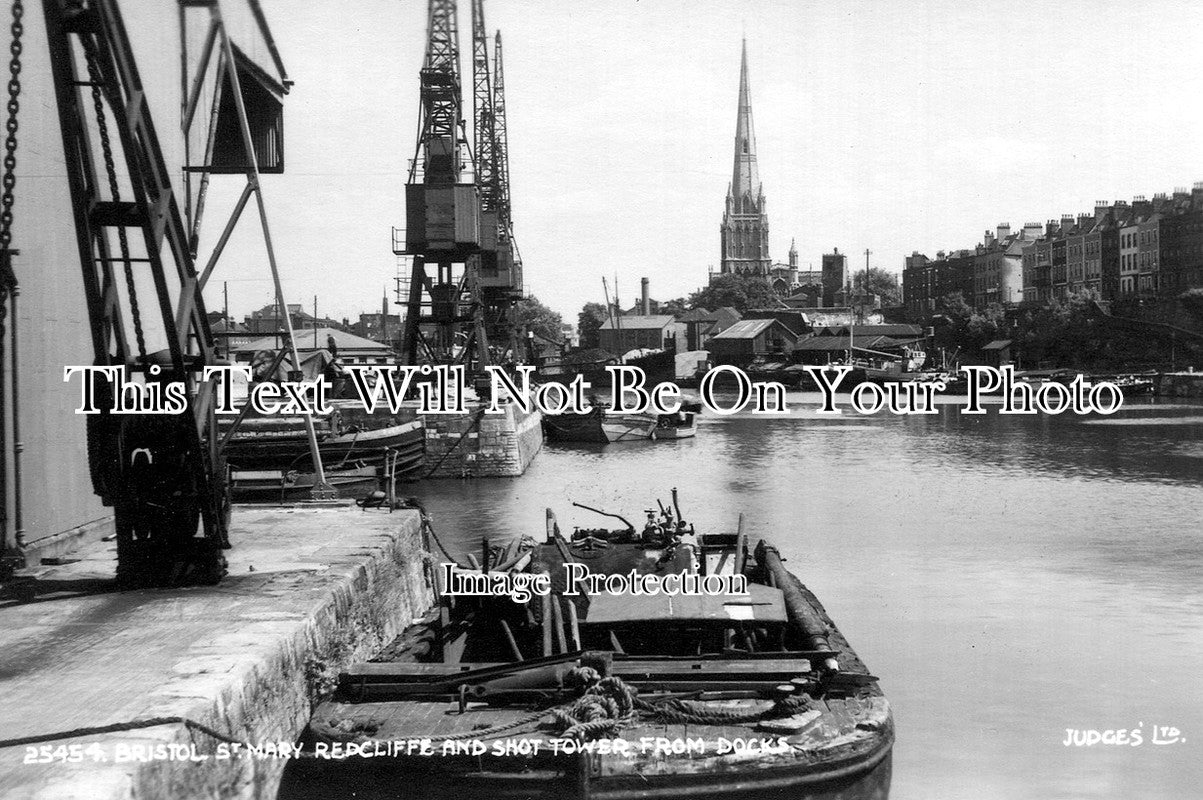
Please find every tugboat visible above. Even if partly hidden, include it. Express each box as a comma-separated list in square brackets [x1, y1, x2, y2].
[293, 492, 894, 799]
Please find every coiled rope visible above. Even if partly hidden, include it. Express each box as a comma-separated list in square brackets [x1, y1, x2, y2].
[546, 666, 814, 742]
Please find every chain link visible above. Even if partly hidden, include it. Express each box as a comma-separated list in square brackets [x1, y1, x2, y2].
[82, 35, 147, 362]
[0, 0, 23, 252]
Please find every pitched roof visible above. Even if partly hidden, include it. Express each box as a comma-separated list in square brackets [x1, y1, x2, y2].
[599, 315, 676, 331]
[713, 307, 742, 327]
[710, 318, 777, 340]
[677, 308, 716, 322]
[238, 327, 391, 353]
[820, 324, 924, 337]
[793, 334, 903, 351]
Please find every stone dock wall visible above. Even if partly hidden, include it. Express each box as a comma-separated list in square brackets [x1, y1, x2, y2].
[420, 401, 543, 478]
[0, 507, 433, 800]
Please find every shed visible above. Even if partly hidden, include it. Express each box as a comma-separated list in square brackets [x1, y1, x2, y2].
[979, 339, 1013, 368]
[598, 315, 683, 354]
[706, 318, 800, 366]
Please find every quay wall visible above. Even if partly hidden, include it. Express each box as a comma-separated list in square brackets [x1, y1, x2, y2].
[0, 506, 433, 800]
[421, 401, 543, 478]
[1154, 371, 1203, 397]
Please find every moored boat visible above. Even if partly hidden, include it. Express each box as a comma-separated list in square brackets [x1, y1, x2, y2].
[219, 401, 426, 499]
[545, 402, 702, 443]
[296, 493, 894, 799]
[229, 463, 384, 502]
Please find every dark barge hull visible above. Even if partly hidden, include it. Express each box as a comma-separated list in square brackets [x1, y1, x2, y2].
[296, 509, 892, 800]
[280, 742, 891, 800]
[222, 419, 425, 470]
[543, 407, 610, 443]
[299, 596, 891, 797]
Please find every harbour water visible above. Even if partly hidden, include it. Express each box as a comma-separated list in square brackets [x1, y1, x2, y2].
[412, 392, 1203, 800]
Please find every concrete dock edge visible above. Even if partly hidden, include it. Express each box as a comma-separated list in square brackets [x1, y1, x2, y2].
[0, 506, 433, 800]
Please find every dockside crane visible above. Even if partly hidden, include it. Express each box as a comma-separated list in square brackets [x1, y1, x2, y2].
[396, 0, 487, 373]
[472, 2, 523, 360]
[3, 0, 305, 585]
[481, 26, 524, 355]
[36, 0, 231, 585]
[397, 0, 524, 375]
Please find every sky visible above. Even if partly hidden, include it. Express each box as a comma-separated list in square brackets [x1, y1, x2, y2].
[203, 0, 1203, 324]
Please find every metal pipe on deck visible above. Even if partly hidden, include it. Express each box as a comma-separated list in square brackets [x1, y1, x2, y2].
[564, 597, 581, 652]
[550, 593, 567, 654]
[758, 542, 839, 673]
[540, 590, 552, 656]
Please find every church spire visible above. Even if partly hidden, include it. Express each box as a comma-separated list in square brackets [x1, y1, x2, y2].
[731, 38, 761, 206]
[718, 39, 771, 280]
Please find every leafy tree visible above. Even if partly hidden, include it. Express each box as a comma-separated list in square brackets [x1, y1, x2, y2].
[687, 273, 778, 313]
[1180, 288, 1203, 327]
[577, 302, 609, 350]
[852, 267, 902, 307]
[512, 295, 564, 343]
[660, 297, 688, 317]
[930, 293, 1010, 355]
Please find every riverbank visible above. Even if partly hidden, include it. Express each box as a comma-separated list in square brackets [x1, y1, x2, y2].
[0, 505, 432, 800]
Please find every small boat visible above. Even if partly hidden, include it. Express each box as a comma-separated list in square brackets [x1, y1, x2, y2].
[297, 492, 894, 799]
[1111, 375, 1154, 396]
[219, 401, 425, 489]
[600, 412, 662, 442]
[229, 463, 383, 503]
[545, 402, 701, 443]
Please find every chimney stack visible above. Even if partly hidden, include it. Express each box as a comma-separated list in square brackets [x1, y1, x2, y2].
[1061, 214, 1075, 231]
[1046, 219, 1059, 236]
[997, 223, 1011, 242]
[641, 277, 650, 316]
[381, 292, 389, 344]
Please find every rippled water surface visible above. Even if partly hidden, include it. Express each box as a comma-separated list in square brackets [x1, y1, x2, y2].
[411, 393, 1203, 800]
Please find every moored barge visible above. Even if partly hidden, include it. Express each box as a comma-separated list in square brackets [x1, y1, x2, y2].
[294, 495, 893, 799]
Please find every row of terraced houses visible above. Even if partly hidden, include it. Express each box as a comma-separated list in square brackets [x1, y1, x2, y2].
[902, 183, 1203, 316]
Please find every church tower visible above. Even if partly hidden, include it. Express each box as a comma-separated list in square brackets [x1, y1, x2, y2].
[719, 40, 771, 278]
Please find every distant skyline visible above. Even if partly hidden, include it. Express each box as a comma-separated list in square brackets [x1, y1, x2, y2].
[201, 0, 1203, 323]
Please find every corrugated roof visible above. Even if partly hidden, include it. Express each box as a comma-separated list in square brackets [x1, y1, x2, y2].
[981, 339, 1013, 351]
[710, 318, 777, 340]
[821, 324, 924, 337]
[599, 315, 675, 331]
[793, 334, 901, 351]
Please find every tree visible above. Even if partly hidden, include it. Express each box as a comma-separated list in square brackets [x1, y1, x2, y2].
[512, 295, 564, 343]
[852, 267, 902, 307]
[687, 273, 778, 313]
[1180, 288, 1203, 328]
[929, 292, 1009, 354]
[577, 302, 608, 350]
[660, 297, 688, 317]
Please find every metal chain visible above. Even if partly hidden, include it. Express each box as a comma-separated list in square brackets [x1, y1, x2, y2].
[0, 0, 23, 252]
[82, 36, 147, 362]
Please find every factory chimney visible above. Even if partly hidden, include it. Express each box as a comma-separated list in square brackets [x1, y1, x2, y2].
[641, 277, 651, 315]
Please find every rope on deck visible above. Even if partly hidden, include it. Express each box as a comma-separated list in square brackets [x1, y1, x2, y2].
[0, 716, 243, 749]
[547, 667, 815, 742]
